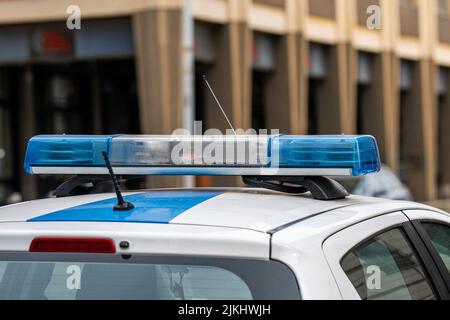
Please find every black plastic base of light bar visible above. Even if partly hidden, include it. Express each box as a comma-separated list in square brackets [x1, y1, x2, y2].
[55, 174, 349, 201]
[242, 176, 349, 201]
[54, 175, 144, 198]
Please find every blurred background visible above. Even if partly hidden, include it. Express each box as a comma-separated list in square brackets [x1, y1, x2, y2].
[0, 0, 449, 208]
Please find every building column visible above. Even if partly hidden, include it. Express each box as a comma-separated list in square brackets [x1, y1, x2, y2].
[285, 32, 306, 135]
[198, 1, 252, 133]
[381, 52, 400, 173]
[133, 5, 184, 188]
[296, 0, 310, 134]
[195, 1, 252, 187]
[420, 60, 437, 201]
[286, 0, 308, 135]
[438, 68, 450, 198]
[296, 34, 309, 134]
[337, 0, 356, 134]
[229, 21, 252, 131]
[418, 0, 438, 200]
[133, 7, 184, 134]
[380, 0, 400, 173]
[337, 43, 356, 134]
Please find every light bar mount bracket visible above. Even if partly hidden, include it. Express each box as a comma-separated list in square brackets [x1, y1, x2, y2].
[54, 175, 143, 198]
[242, 176, 349, 201]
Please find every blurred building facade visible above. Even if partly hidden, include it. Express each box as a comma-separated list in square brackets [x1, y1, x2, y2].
[0, 0, 449, 203]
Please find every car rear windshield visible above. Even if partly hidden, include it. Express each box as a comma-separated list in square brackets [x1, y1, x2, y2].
[0, 253, 300, 300]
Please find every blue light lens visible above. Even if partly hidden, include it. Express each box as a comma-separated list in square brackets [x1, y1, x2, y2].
[24, 134, 381, 177]
[270, 135, 381, 176]
[24, 135, 113, 174]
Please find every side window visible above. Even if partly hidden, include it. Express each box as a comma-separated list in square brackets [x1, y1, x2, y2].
[422, 223, 450, 274]
[341, 228, 436, 300]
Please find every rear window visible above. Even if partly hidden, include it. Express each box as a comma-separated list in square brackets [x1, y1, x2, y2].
[0, 253, 300, 300]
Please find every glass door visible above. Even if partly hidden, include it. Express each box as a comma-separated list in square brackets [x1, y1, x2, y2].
[0, 68, 19, 205]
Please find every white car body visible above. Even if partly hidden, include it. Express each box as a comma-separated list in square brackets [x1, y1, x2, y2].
[0, 188, 448, 300]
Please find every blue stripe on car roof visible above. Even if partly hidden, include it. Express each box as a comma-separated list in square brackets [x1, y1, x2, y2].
[28, 191, 222, 224]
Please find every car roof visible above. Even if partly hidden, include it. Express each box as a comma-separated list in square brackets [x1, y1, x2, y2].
[0, 188, 437, 234]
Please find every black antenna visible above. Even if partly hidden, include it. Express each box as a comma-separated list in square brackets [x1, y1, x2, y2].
[102, 151, 135, 211]
[202, 75, 237, 135]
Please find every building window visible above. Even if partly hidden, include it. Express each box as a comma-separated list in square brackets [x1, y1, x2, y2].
[194, 22, 219, 131]
[400, 0, 418, 7]
[437, 0, 450, 14]
[308, 43, 329, 134]
[252, 70, 269, 131]
[437, 67, 450, 198]
[252, 32, 276, 131]
[399, 60, 414, 183]
[0, 70, 14, 205]
[357, 51, 373, 133]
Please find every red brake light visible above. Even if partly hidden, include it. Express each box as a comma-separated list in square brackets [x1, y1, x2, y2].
[29, 238, 116, 253]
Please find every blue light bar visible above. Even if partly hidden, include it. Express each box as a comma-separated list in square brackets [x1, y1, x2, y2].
[24, 135, 381, 176]
[270, 135, 381, 176]
[24, 136, 113, 174]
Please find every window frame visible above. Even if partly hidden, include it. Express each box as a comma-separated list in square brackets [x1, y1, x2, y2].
[401, 221, 449, 299]
[323, 211, 449, 300]
[343, 223, 445, 300]
[410, 219, 450, 293]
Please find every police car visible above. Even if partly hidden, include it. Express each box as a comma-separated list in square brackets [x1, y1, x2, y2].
[0, 134, 449, 300]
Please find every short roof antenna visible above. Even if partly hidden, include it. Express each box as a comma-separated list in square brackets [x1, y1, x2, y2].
[102, 151, 135, 212]
[203, 75, 237, 135]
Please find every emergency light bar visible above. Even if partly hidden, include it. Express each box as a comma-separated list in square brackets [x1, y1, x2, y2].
[24, 135, 381, 177]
